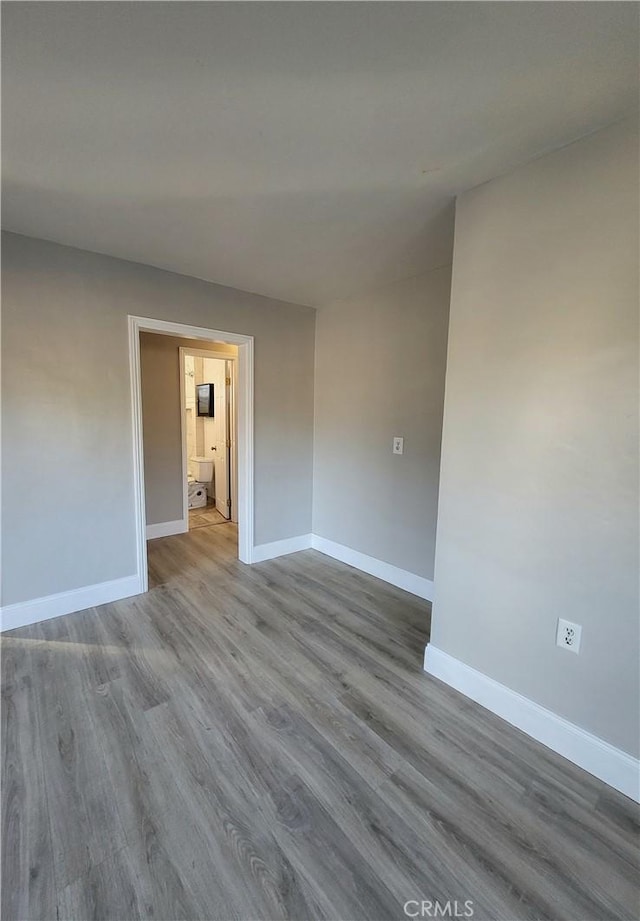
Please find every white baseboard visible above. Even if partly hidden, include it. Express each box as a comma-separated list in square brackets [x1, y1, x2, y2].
[146, 519, 188, 540]
[311, 535, 434, 601]
[251, 533, 312, 563]
[0, 574, 143, 633]
[424, 644, 640, 802]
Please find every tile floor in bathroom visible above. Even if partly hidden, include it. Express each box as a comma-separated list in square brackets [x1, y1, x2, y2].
[188, 499, 228, 530]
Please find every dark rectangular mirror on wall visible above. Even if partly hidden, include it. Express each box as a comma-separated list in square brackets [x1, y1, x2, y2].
[196, 383, 215, 417]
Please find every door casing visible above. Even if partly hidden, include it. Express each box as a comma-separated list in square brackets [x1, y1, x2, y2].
[128, 315, 254, 592]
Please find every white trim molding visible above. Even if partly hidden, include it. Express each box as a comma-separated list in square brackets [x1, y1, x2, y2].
[146, 520, 188, 541]
[0, 531, 429, 629]
[424, 644, 640, 803]
[252, 534, 312, 563]
[128, 317, 148, 593]
[0, 575, 143, 633]
[310, 535, 434, 601]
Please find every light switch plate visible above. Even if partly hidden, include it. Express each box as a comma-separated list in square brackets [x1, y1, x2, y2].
[393, 436, 404, 455]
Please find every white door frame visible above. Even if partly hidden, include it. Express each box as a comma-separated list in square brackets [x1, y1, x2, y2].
[128, 316, 254, 591]
[179, 346, 238, 527]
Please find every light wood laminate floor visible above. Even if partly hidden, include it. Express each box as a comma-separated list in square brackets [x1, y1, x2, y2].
[2, 525, 638, 921]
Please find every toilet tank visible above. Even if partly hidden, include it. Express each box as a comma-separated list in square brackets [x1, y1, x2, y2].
[189, 456, 214, 482]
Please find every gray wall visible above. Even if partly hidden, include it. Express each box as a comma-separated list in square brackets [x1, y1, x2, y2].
[140, 334, 237, 526]
[313, 267, 451, 580]
[1, 233, 315, 605]
[431, 118, 639, 756]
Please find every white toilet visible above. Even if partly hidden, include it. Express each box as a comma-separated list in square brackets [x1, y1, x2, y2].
[188, 457, 214, 509]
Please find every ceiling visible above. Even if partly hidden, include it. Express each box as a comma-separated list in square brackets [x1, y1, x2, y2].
[2, 2, 638, 307]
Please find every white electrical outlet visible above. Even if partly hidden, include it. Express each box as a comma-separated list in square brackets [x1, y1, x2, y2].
[556, 618, 582, 654]
[393, 436, 404, 455]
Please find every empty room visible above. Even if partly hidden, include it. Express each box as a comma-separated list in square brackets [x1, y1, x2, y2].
[1, 3, 638, 920]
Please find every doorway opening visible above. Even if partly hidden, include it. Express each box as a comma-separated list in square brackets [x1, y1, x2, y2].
[180, 346, 237, 532]
[128, 316, 254, 594]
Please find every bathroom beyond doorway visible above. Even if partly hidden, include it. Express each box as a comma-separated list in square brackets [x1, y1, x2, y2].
[181, 346, 237, 531]
[138, 331, 240, 546]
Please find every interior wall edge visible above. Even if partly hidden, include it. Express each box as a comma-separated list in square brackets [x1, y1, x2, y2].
[146, 520, 188, 541]
[311, 534, 435, 601]
[250, 533, 313, 564]
[0, 574, 143, 634]
[424, 644, 640, 802]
